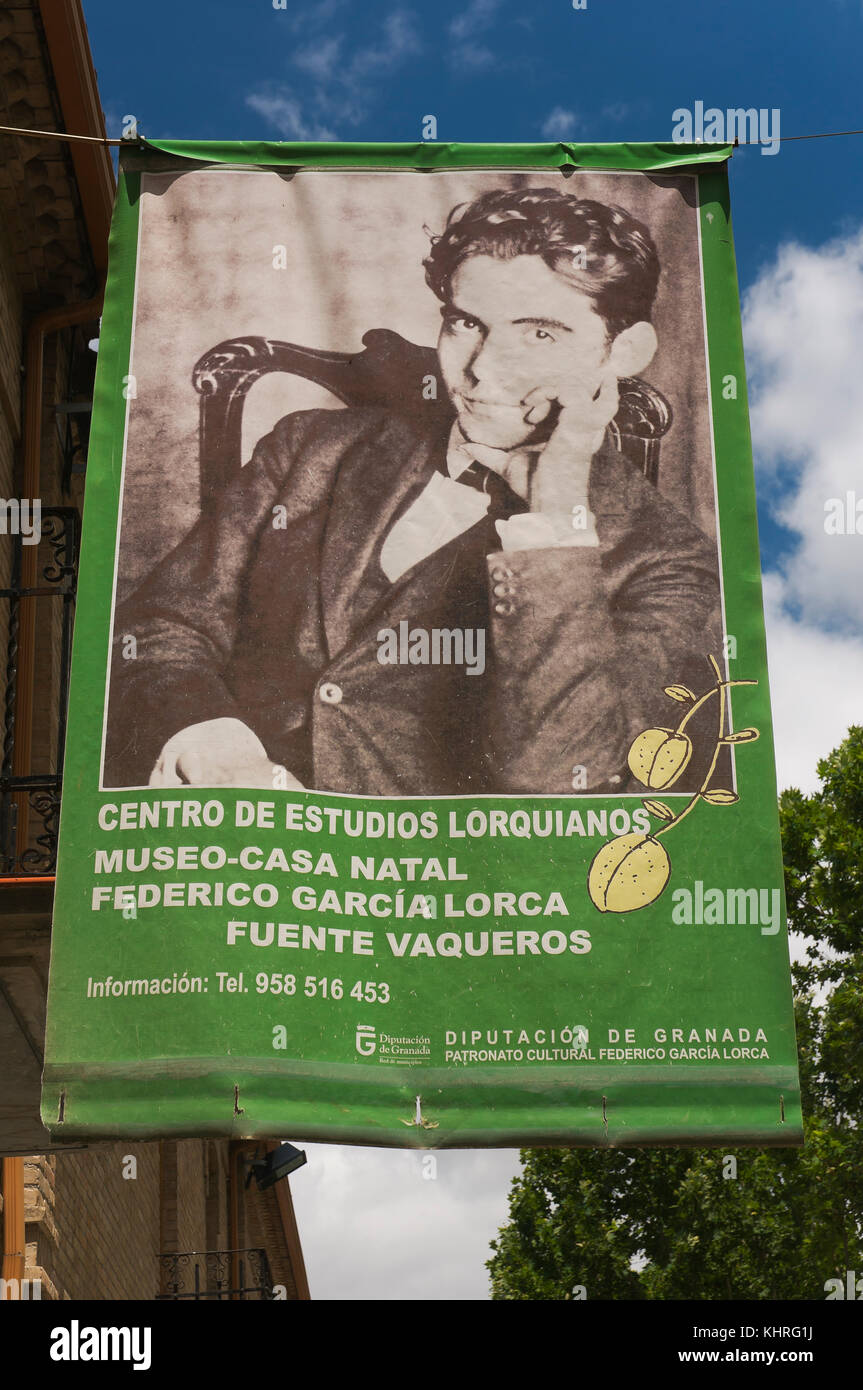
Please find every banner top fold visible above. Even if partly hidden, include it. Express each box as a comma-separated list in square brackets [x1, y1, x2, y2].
[133, 138, 733, 172]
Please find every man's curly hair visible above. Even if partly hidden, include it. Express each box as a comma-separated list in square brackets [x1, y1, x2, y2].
[423, 186, 660, 339]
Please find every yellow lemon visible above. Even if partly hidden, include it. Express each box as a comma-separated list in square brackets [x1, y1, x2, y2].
[627, 728, 693, 789]
[587, 833, 672, 913]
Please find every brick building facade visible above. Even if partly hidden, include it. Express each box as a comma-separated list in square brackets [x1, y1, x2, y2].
[0, 0, 309, 1301]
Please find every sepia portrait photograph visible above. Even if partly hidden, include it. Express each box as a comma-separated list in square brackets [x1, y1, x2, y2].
[102, 164, 725, 797]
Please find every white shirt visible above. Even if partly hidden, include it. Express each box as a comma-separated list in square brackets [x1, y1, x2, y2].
[379, 421, 599, 583]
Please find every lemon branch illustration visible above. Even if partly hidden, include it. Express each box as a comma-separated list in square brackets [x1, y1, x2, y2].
[588, 654, 760, 914]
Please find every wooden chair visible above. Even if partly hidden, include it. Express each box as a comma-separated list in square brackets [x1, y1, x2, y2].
[192, 329, 672, 518]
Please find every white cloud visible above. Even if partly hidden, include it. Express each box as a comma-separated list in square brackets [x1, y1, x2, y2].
[250, 9, 422, 137]
[449, 0, 502, 41]
[244, 94, 336, 141]
[451, 41, 496, 69]
[761, 576, 863, 793]
[293, 37, 344, 83]
[285, 0, 349, 32]
[323, 11, 422, 125]
[541, 106, 578, 139]
[741, 226, 863, 790]
[743, 229, 863, 634]
[289, 1143, 520, 1299]
[447, 0, 503, 69]
[350, 10, 422, 77]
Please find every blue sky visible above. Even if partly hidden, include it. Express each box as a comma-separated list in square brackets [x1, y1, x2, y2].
[82, 0, 863, 267]
[80, 0, 863, 1300]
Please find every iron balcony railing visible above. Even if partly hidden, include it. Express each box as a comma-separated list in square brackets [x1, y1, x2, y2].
[157, 1249, 275, 1300]
[0, 506, 79, 876]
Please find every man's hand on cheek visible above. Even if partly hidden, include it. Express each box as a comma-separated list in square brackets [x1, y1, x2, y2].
[522, 367, 619, 523]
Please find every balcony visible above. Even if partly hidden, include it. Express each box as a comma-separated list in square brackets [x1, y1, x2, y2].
[0, 506, 79, 877]
[157, 1249, 276, 1300]
[0, 506, 78, 1152]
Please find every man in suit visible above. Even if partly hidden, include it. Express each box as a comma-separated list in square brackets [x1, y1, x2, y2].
[107, 186, 722, 795]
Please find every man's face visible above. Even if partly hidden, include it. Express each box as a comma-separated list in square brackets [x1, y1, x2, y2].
[437, 253, 612, 449]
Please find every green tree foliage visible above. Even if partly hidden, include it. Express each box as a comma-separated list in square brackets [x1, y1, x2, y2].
[488, 727, 863, 1300]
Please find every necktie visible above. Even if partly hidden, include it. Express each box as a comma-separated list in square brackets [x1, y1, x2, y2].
[455, 460, 530, 518]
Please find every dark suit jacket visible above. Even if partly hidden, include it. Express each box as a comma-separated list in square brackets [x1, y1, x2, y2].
[106, 405, 723, 795]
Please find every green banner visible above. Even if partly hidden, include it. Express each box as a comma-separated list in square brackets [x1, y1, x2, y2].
[42, 141, 801, 1147]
